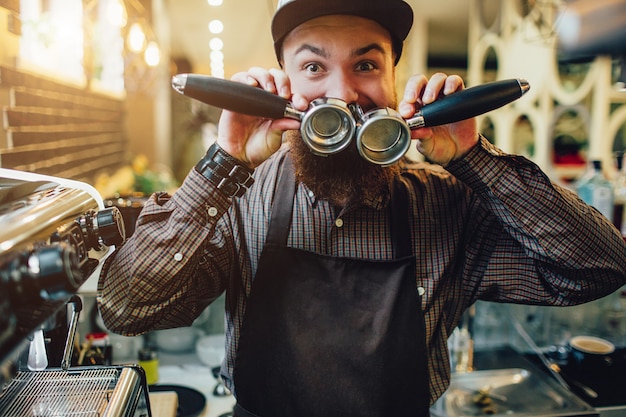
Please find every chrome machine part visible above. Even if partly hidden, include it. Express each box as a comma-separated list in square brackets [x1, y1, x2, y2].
[300, 97, 356, 155]
[78, 208, 126, 251]
[0, 366, 149, 417]
[354, 106, 412, 166]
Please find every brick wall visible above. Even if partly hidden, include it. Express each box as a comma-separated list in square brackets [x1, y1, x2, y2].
[0, 66, 128, 183]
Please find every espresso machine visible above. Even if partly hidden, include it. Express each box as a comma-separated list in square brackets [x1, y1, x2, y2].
[0, 168, 152, 417]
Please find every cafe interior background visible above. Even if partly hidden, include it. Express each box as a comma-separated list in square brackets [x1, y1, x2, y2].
[0, 0, 625, 414]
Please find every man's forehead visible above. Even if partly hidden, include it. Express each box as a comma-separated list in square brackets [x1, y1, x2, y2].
[282, 16, 394, 62]
[289, 15, 392, 39]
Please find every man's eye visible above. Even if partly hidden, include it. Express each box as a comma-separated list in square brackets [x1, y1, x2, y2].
[356, 62, 376, 71]
[305, 63, 322, 73]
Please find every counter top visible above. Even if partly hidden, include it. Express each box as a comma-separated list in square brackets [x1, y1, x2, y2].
[141, 346, 625, 417]
[471, 346, 626, 416]
[137, 350, 235, 417]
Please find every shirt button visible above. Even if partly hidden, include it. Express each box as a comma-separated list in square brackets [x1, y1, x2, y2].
[207, 206, 218, 217]
[308, 190, 315, 198]
[174, 253, 183, 262]
[417, 286, 425, 296]
[335, 218, 344, 228]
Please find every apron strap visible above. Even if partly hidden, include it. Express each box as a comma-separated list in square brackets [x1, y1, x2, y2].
[265, 154, 296, 247]
[390, 174, 413, 259]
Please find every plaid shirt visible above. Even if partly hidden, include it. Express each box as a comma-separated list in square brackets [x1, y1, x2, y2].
[98, 137, 626, 404]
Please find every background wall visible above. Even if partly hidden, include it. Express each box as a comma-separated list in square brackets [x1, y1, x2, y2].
[467, 0, 626, 184]
[465, 0, 626, 355]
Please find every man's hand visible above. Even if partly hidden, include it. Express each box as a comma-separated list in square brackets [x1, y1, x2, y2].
[398, 72, 479, 165]
[216, 67, 308, 168]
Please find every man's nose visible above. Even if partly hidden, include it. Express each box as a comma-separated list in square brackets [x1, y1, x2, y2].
[324, 72, 359, 103]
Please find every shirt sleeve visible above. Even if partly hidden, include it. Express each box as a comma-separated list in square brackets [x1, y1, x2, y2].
[97, 168, 234, 335]
[445, 136, 626, 306]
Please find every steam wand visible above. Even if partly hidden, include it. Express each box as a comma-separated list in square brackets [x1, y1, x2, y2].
[61, 295, 82, 370]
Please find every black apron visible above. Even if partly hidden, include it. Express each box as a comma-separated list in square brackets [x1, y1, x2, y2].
[233, 157, 430, 417]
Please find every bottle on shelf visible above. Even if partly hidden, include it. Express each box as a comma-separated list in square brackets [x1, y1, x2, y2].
[576, 160, 614, 223]
[612, 152, 626, 239]
[138, 333, 159, 385]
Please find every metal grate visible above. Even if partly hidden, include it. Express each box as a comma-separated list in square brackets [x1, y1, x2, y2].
[0, 368, 120, 417]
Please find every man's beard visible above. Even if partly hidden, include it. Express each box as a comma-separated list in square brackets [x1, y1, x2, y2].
[286, 130, 400, 207]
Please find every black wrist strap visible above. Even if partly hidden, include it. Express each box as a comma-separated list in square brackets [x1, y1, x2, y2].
[195, 143, 255, 198]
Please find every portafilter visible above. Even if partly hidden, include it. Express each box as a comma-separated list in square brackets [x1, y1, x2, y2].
[172, 74, 530, 165]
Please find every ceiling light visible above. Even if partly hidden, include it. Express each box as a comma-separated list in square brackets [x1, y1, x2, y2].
[144, 42, 161, 67]
[207, 0, 223, 6]
[210, 50, 224, 62]
[127, 22, 146, 53]
[208, 20, 224, 34]
[209, 37, 224, 51]
[211, 63, 224, 79]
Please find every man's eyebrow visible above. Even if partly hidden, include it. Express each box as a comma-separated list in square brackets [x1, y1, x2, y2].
[294, 44, 328, 58]
[353, 43, 387, 58]
[293, 43, 387, 59]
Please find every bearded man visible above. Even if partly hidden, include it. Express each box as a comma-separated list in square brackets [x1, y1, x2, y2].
[98, 1, 626, 416]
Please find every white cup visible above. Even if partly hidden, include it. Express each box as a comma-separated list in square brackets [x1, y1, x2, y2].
[570, 335, 615, 355]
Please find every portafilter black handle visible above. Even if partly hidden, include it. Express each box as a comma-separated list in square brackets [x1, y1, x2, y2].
[172, 73, 297, 120]
[408, 78, 530, 129]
